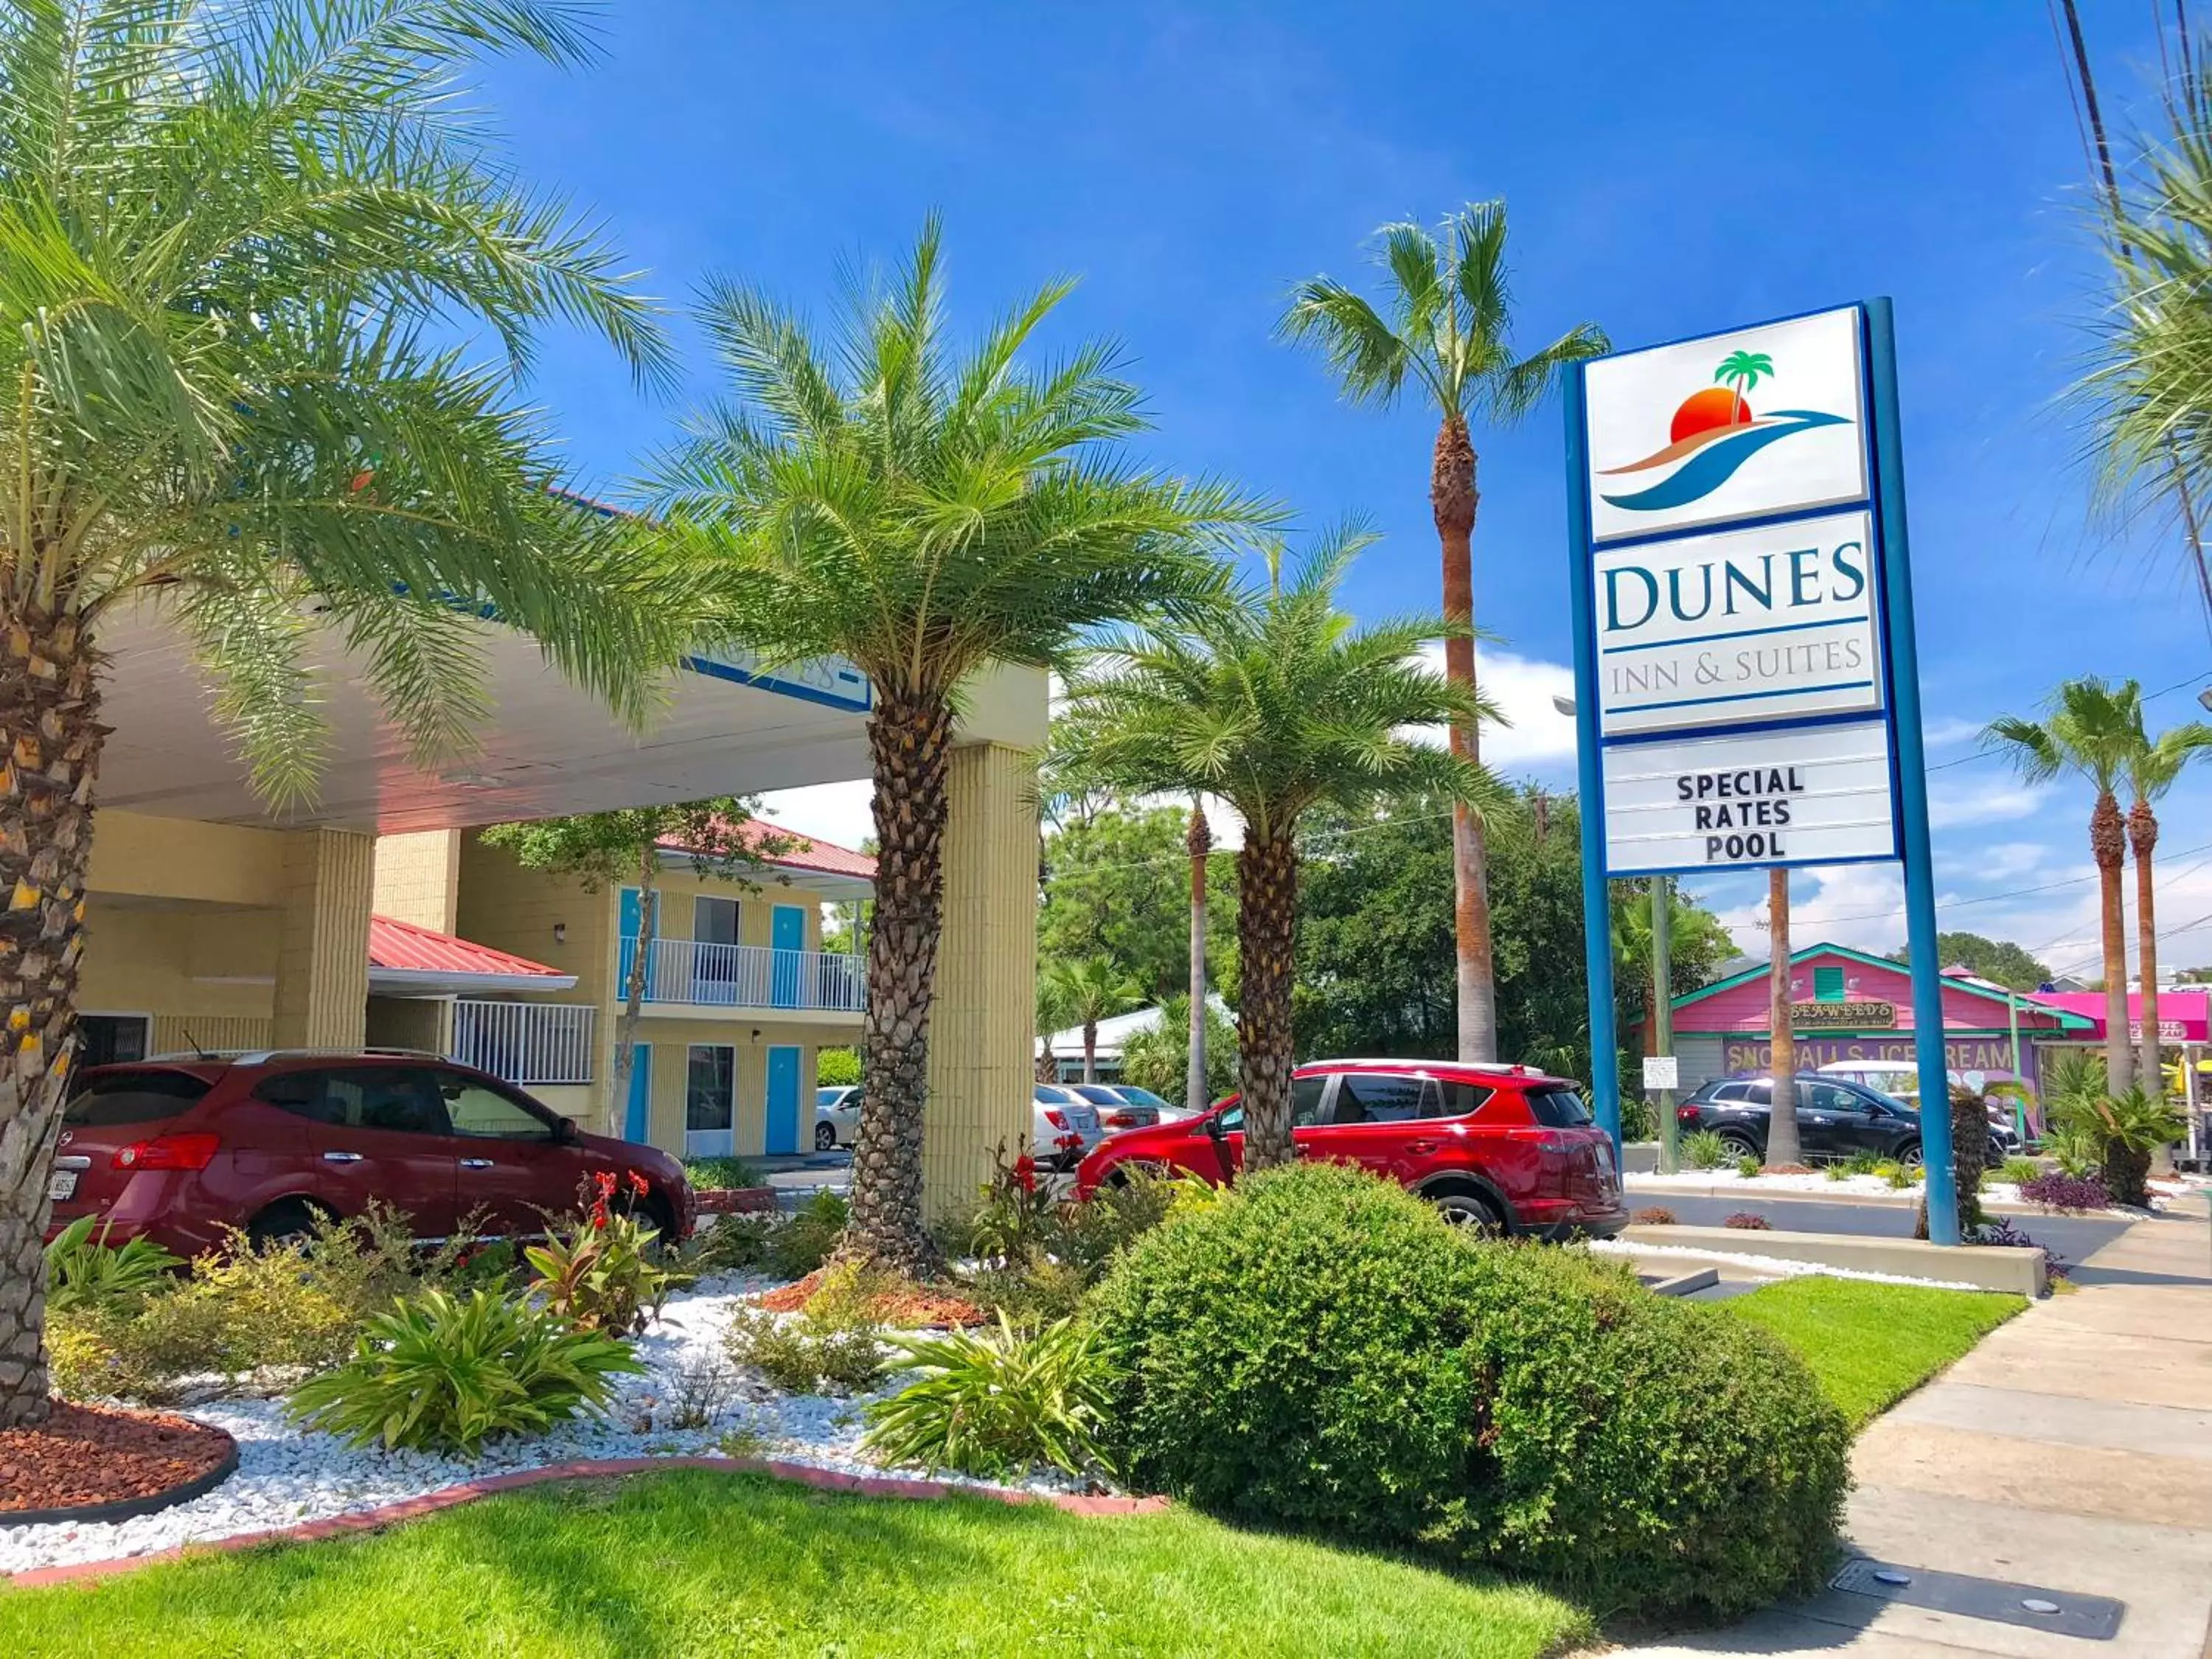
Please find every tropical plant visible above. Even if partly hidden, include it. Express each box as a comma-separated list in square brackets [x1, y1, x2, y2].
[861, 1314, 1114, 1480]
[41, 1217, 182, 1315]
[1714, 349, 1773, 422]
[480, 803, 789, 1134]
[1054, 526, 1509, 1169]
[2119, 708, 2212, 1093]
[2018, 1169, 2112, 1211]
[637, 220, 1256, 1273]
[766, 1189, 850, 1281]
[1915, 1087, 1989, 1241]
[524, 1195, 689, 1338]
[288, 1288, 642, 1458]
[1682, 1129, 1730, 1170]
[683, 1156, 765, 1192]
[1985, 679, 2148, 1091]
[1041, 957, 1146, 1082]
[1281, 202, 1605, 1066]
[1119, 992, 1239, 1111]
[2053, 1084, 2185, 1207]
[0, 0, 688, 1427]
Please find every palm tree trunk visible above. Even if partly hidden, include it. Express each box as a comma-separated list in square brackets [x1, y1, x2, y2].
[2093, 791, 2134, 1094]
[1237, 824, 1299, 1170]
[1765, 868, 1801, 1166]
[0, 606, 103, 1426]
[849, 688, 955, 1276]
[2130, 798, 2171, 1170]
[1083, 1019, 1098, 1085]
[1186, 804, 1210, 1115]
[1433, 413, 1496, 1064]
[606, 846, 656, 1138]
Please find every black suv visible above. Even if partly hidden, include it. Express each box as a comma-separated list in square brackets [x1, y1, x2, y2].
[1677, 1074, 2011, 1165]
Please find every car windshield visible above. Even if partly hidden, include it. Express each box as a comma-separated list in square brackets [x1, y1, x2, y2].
[1114, 1085, 1171, 1109]
[1068, 1085, 1124, 1105]
[1034, 1085, 1076, 1104]
[815, 1087, 845, 1105]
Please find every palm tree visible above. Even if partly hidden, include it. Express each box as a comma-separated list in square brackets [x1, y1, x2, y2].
[1186, 802, 1213, 1115]
[1045, 958, 1146, 1083]
[1985, 679, 2147, 1093]
[1764, 870, 1801, 1168]
[1280, 204, 1605, 1067]
[0, 0, 681, 1427]
[637, 220, 1257, 1273]
[1714, 349, 1773, 423]
[1054, 524, 1512, 1170]
[2121, 709, 2212, 1095]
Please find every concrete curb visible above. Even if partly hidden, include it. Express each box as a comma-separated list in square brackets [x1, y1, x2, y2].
[1622, 1222, 2047, 1296]
[3, 1455, 1167, 1590]
[1622, 1177, 2155, 1220]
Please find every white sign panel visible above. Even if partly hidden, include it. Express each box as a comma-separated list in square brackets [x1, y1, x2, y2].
[1641, 1054, 1678, 1092]
[1584, 306, 1868, 545]
[1592, 509, 1883, 736]
[1601, 720, 1897, 876]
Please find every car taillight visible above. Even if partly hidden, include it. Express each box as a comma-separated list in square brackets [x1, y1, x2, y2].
[1676, 1104, 1700, 1123]
[1106, 1112, 1136, 1128]
[1043, 1108, 1068, 1129]
[111, 1133, 219, 1172]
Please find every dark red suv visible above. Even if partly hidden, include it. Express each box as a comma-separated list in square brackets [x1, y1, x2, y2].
[44, 1051, 694, 1258]
[1076, 1059, 1626, 1238]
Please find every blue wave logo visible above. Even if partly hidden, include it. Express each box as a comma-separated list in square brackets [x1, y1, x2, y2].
[1599, 409, 1849, 512]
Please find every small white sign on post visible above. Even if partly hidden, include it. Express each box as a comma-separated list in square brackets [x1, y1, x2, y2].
[1641, 1054, 1678, 1092]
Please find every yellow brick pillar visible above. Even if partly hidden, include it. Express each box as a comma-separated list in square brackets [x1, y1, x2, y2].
[923, 741, 1037, 1218]
[271, 828, 372, 1049]
[369, 830, 462, 933]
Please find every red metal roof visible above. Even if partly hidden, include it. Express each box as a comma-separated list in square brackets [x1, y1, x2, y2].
[368, 914, 567, 978]
[657, 818, 875, 881]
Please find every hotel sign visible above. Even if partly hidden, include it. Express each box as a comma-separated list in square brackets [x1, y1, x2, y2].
[1789, 999, 1896, 1029]
[1570, 304, 1902, 876]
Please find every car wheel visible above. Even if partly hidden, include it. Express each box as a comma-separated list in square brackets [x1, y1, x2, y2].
[246, 1197, 329, 1251]
[814, 1120, 837, 1152]
[1896, 1140, 1923, 1168]
[1430, 1189, 1506, 1236]
[1717, 1130, 1760, 1159]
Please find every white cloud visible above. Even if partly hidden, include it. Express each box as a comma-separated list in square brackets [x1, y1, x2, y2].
[1920, 716, 1986, 749]
[1411, 644, 1580, 773]
[1927, 779, 2047, 830]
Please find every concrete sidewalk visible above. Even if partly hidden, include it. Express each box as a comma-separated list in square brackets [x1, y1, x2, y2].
[1624, 1197, 2212, 1658]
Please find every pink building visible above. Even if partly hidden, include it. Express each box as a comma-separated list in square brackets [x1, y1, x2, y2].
[1667, 942, 2093, 1095]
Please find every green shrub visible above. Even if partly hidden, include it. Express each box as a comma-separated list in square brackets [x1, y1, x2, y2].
[724, 1304, 883, 1394]
[524, 1209, 688, 1336]
[1618, 1092, 1658, 1141]
[1735, 1152, 1763, 1179]
[861, 1314, 1113, 1479]
[815, 1047, 861, 1088]
[684, 1155, 765, 1192]
[684, 1213, 775, 1274]
[288, 1288, 641, 1456]
[1993, 1156, 2044, 1188]
[1682, 1129, 1729, 1170]
[766, 1190, 848, 1279]
[44, 1217, 183, 1315]
[1089, 1161, 1849, 1622]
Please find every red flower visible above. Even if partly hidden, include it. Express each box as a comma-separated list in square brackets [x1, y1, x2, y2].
[1055, 1133, 1082, 1153]
[1012, 1154, 1037, 1193]
[588, 1200, 611, 1230]
[594, 1170, 619, 1200]
[627, 1171, 649, 1197]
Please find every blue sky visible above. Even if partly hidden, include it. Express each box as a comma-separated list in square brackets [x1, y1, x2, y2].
[479, 1, 2211, 981]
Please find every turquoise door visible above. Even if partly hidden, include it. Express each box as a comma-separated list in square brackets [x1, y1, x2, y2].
[765, 1045, 801, 1155]
[623, 1043, 653, 1143]
[771, 904, 806, 1007]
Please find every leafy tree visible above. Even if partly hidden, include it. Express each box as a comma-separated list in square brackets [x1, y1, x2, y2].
[1281, 203, 1605, 1066]
[1885, 933, 2053, 992]
[479, 803, 788, 1133]
[1985, 679, 2149, 1093]
[0, 0, 679, 1426]
[2121, 706, 2212, 1091]
[1037, 804, 1237, 1003]
[1041, 957, 1146, 1083]
[1612, 879, 1738, 1055]
[637, 220, 1257, 1273]
[1121, 995, 1239, 1111]
[1055, 526, 1506, 1169]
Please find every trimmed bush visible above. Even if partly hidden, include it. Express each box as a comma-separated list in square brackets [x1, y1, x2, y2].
[2019, 1169, 2110, 1211]
[1090, 1161, 1849, 1621]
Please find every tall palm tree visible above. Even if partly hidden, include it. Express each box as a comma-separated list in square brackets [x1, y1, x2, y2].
[1186, 801, 1212, 1115]
[2121, 709, 2212, 1092]
[1281, 204, 1605, 1067]
[0, 0, 681, 1427]
[1714, 349, 1773, 423]
[1764, 870, 1801, 1168]
[637, 220, 1257, 1273]
[1044, 957, 1145, 1083]
[1986, 678, 2148, 1093]
[1054, 524, 1512, 1169]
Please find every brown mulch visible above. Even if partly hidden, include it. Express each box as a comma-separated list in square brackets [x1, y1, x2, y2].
[0, 1400, 234, 1516]
[1761, 1164, 1818, 1176]
[753, 1269, 986, 1328]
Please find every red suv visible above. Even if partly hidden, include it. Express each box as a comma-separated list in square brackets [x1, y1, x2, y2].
[44, 1051, 694, 1258]
[1076, 1059, 1626, 1238]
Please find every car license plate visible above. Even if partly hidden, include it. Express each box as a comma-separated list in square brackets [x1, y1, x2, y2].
[1069, 1107, 1099, 1135]
[46, 1170, 77, 1202]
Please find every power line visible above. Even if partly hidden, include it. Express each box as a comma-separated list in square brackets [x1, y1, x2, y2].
[1924, 672, 2211, 773]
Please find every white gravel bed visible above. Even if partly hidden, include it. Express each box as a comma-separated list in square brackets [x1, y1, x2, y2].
[1590, 1237, 1983, 1292]
[1627, 1169, 2023, 1201]
[0, 1273, 1079, 1578]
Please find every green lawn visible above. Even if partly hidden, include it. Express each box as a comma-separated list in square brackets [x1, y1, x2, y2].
[0, 1469, 1592, 1659]
[1722, 1276, 2026, 1427]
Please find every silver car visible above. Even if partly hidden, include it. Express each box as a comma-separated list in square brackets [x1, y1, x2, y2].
[815, 1085, 860, 1151]
[1034, 1083, 1103, 1169]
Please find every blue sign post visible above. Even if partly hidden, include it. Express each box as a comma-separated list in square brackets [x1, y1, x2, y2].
[1564, 298, 1959, 1242]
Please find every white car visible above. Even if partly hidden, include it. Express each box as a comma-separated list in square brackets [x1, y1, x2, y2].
[815, 1085, 860, 1152]
[1034, 1083, 1104, 1169]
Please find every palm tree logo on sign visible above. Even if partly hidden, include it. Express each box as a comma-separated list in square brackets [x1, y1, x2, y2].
[1597, 349, 1848, 513]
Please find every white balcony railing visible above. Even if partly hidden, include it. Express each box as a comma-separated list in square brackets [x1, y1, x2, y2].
[451, 999, 597, 1085]
[617, 936, 866, 1014]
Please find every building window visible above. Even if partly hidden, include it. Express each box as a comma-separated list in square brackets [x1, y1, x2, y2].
[1814, 966, 1846, 1004]
[685, 1043, 736, 1156]
[79, 1014, 150, 1068]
